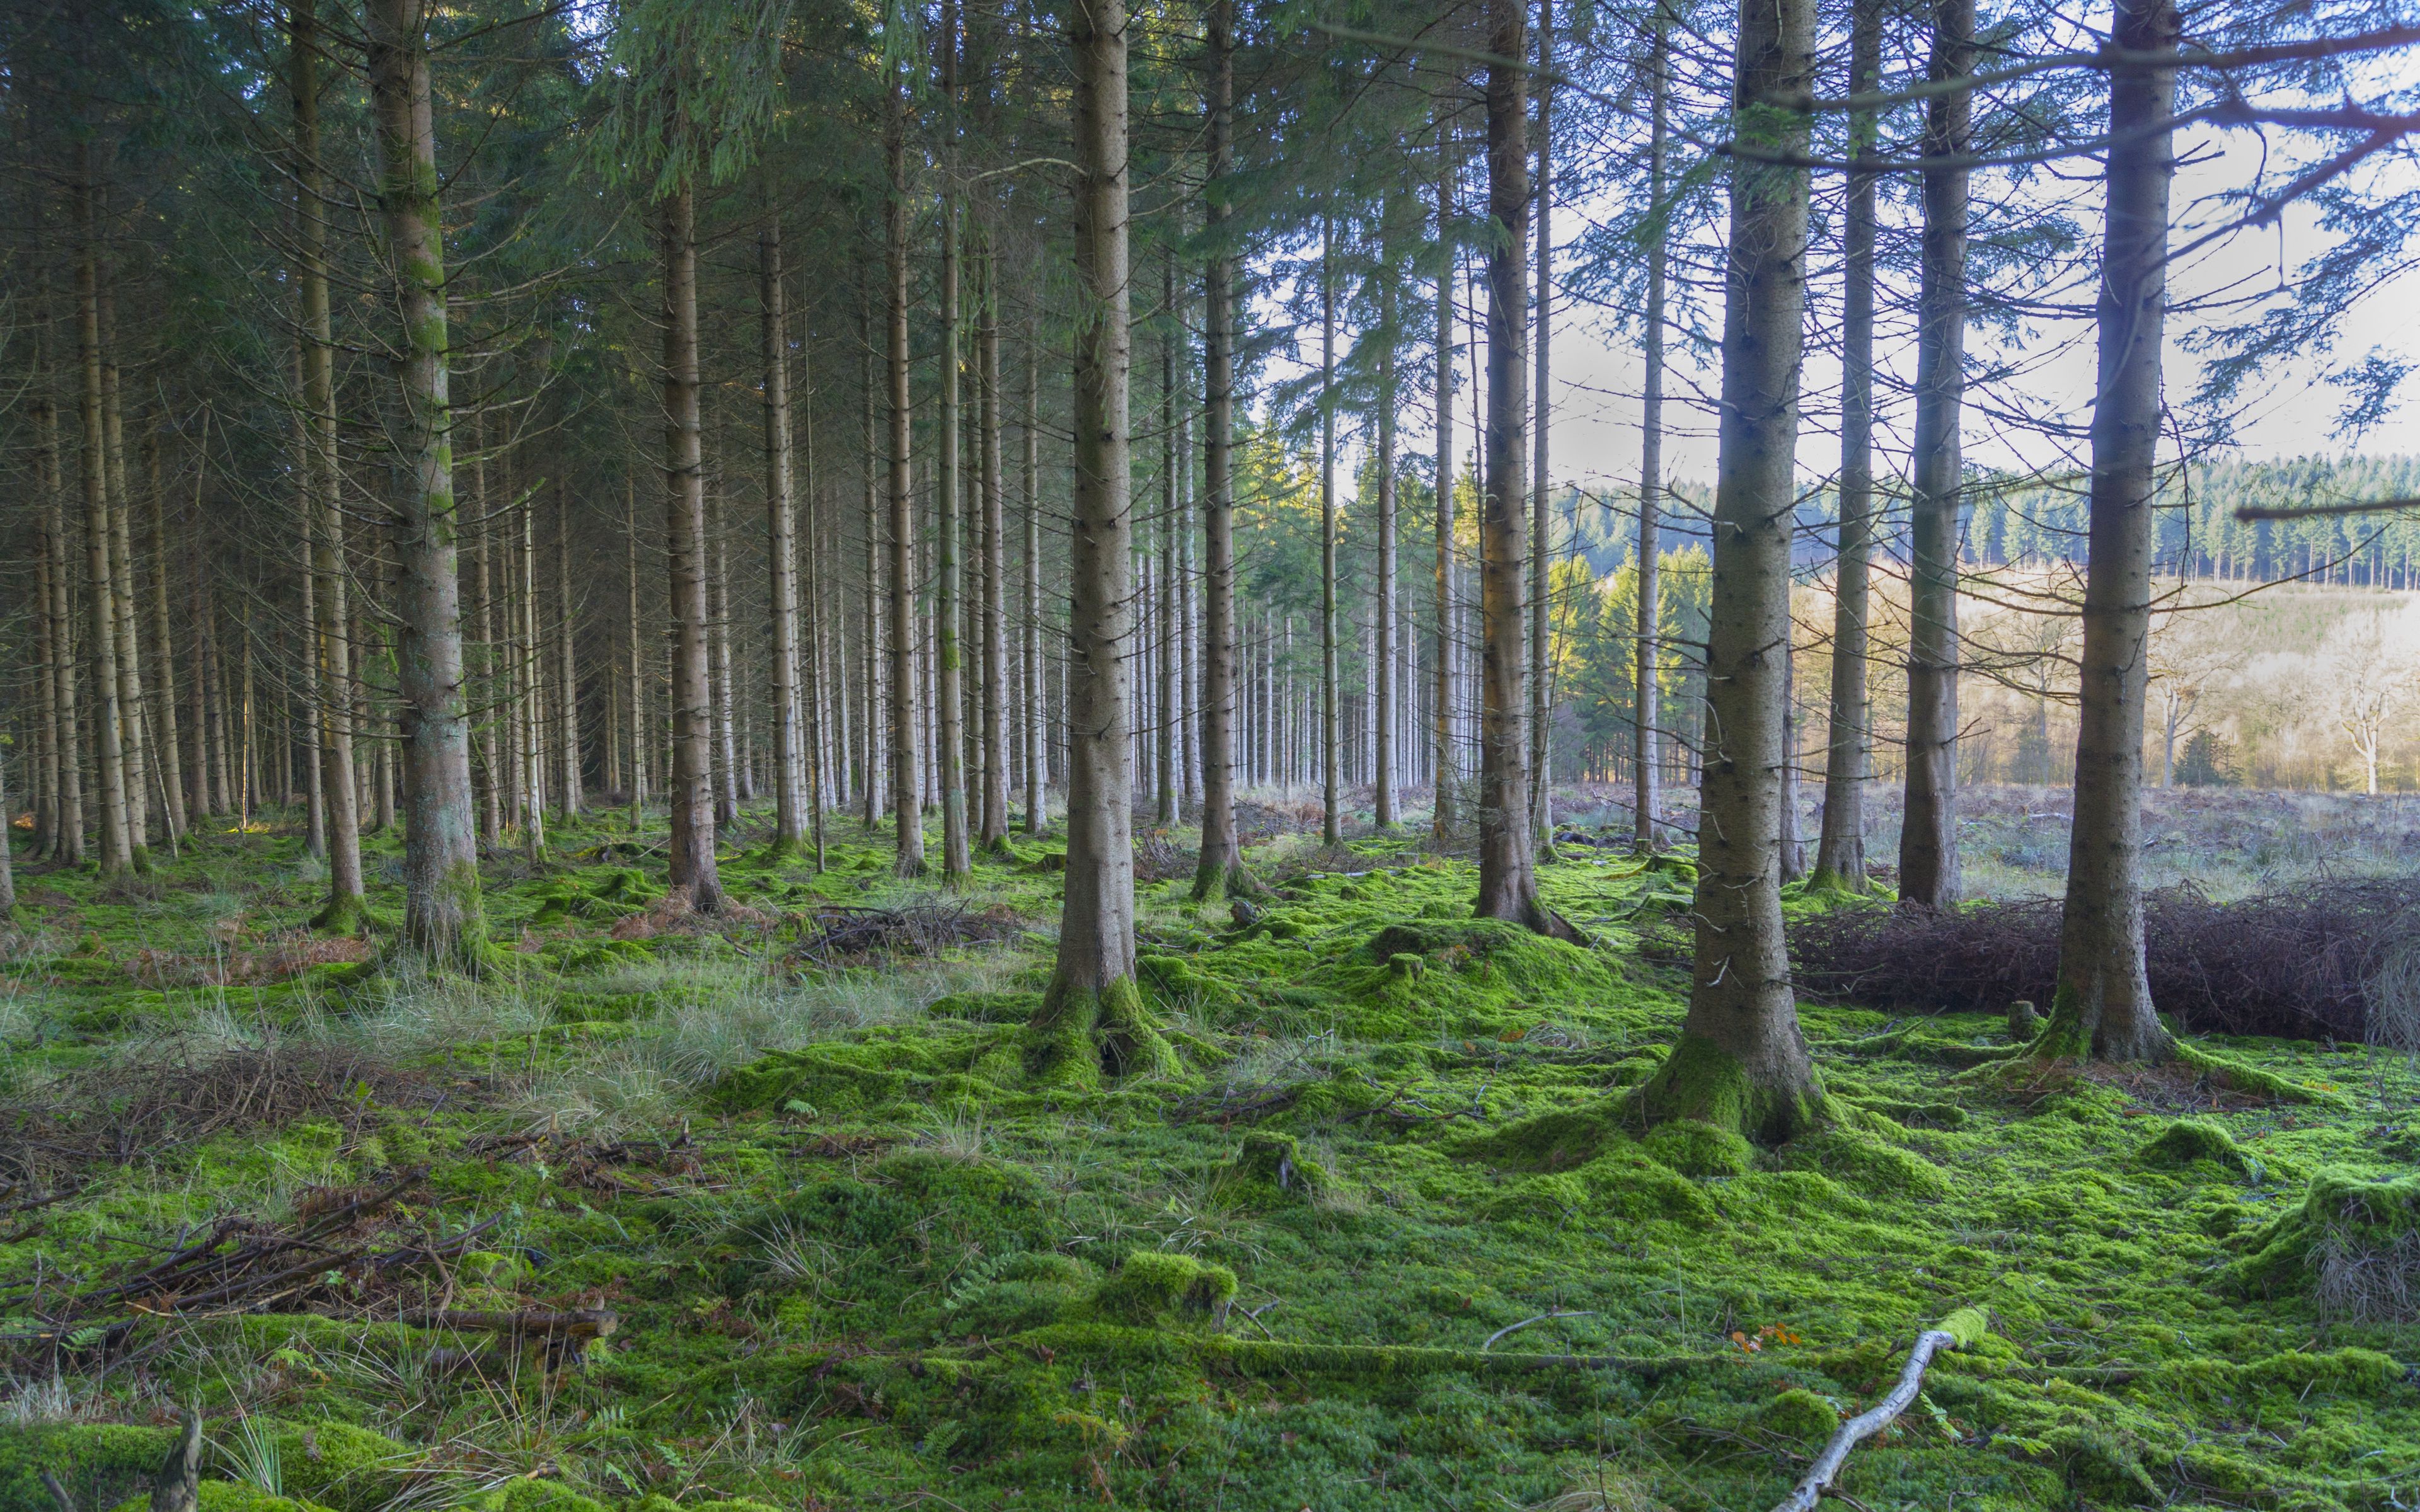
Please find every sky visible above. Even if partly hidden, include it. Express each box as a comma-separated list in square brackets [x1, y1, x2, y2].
[1258, 43, 2420, 507]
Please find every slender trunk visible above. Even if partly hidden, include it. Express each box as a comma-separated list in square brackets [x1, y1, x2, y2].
[366, 0, 483, 954]
[520, 487, 547, 854]
[147, 437, 187, 844]
[626, 475, 647, 826]
[291, 352, 327, 857]
[2045, 0, 2177, 1063]
[33, 523, 58, 860]
[1634, 9, 1668, 853]
[861, 328, 882, 827]
[73, 146, 132, 876]
[1034, 0, 1169, 1084]
[40, 383, 84, 860]
[1812, 0, 1879, 890]
[763, 209, 806, 851]
[1022, 328, 1046, 835]
[709, 484, 737, 826]
[556, 475, 581, 815]
[1473, 0, 1565, 937]
[660, 181, 722, 908]
[100, 285, 148, 859]
[1374, 273, 1398, 830]
[1635, 0, 1822, 1142]
[470, 415, 502, 845]
[802, 382, 827, 869]
[887, 88, 925, 874]
[935, 145, 970, 883]
[1898, 0, 1974, 911]
[1156, 253, 1180, 830]
[979, 251, 1009, 848]
[1529, 0, 1555, 850]
[1194, 6, 1248, 896]
[1432, 107, 1460, 842]
[1318, 220, 1341, 845]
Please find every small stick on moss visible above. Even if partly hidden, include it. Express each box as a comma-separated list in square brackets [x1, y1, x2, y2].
[38, 1469, 76, 1512]
[1482, 1309, 1596, 1351]
[1770, 1309, 1986, 1512]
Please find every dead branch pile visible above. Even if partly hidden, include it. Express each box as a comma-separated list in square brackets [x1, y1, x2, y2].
[468, 1128, 705, 1195]
[786, 899, 1020, 968]
[1133, 832, 1198, 883]
[0, 1167, 506, 1370]
[0, 1041, 437, 1177]
[1785, 880, 2420, 1041]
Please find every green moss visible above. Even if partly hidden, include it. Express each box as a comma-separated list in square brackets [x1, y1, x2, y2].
[1763, 1387, 1842, 1444]
[1073, 1249, 1239, 1327]
[1023, 973, 1179, 1086]
[1780, 1125, 1952, 1198]
[2136, 1117, 2249, 1172]
[1625, 1033, 1825, 1145]
[1637, 1118, 1754, 1179]
[2229, 1171, 2420, 1317]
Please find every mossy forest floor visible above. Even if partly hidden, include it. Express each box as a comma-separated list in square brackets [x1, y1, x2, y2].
[2, 799, 2416, 1512]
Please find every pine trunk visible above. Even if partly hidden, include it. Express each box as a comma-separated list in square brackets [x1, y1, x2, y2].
[979, 253, 1009, 849]
[1374, 277, 1398, 831]
[886, 89, 925, 874]
[1812, 0, 1879, 890]
[1473, 0, 1563, 937]
[1529, 0, 1554, 850]
[1634, 11, 1667, 853]
[660, 183, 722, 908]
[762, 210, 807, 851]
[1318, 223, 1340, 846]
[1898, 0, 1974, 912]
[1432, 108, 1459, 842]
[1032, 0, 1169, 1084]
[73, 146, 132, 876]
[2044, 0, 2178, 1064]
[1193, 5, 1247, 896]
[935, 164, 970, 883]
[366, 0, 485, 956]
[1022, 330, 1046, 835]
[1635, 0, 1823, 1142]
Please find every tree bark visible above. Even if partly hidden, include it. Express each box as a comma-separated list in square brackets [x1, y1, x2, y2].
[625, 474, 647, 827]
[2043, 0, 2178, 1064]
[1634, 7, 1668, 854]
[1473, 0, 1567, 937]
[1432, 105, 1460, 842]
[1812, 0, 1880, 891]
[1633, 0, 1823, 1142]
[935, 86, 971, 885]
[1318, 219, 1341, 847]
[38, 386, 82, 860]
[708, 484, 737, 827]
[100, 284, 148, 859]
[366, 0, 485, 958]
[1375, 269, 1398, 830]
[1022, 324, 1046, 836]
[660, 181, 722, 908]
[1031, 0, 1170, 1084]
[886, 86, 925, 874]
[471, 415, 502, 846]
[555, 475, 581, 815]
[1897, 0, 1974, 912]
[979, 250, 1010, 849]
[73, 143, 132, 878]
[1529, 0, 1555, 852]
[146, 437, 187, 845]
[1156, 252, 1180, 830]
[762, 208, 807, 853]
[1193, 0, 1252, 899]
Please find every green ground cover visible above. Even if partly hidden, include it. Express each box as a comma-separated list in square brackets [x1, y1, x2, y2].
[0, 810, 2414, 1511]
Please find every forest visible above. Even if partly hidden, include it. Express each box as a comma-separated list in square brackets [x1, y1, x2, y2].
[5, 0, 2420, 1508]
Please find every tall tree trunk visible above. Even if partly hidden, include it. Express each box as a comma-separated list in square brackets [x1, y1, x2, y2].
[1473, 0, 1567, 937]
[1156, 253, 1180, 830]
[886, 88, 925, 874]
[32, 510, 59, 861]
[1022, 327, 1046, 835]
[979, 251, 1010, 849]
[1812, 0, 1879, 890]
[1318, 220, 1341, 845]
[762, 208, 807, 853]
[100, 285, 148, 859]
[291, 353, 327, 857]
[556, 475, 581, 815]
[1374, 271, 1398, 831]
[660, 181, 722, 908]
[366, 0, 485, 956]
[708, 486, 737, 827]
[1432, 105, 1460, 842]
[625, 474, 647, 827]
[41, 386, 84, 861]
[1528, 0, 1555, 852]
[1897, 0, 1974, 912]
[520, 489, 548, 854]
[861, 329, 884, 828]
[146, 437, 187, 844]
[1193, 3, 1252, 898]
[2044, 0, 2178, 1063]
[935, 145, 970, 885]
[73, 145, 132, 878]
[1031, 0, 1170, 1084]
[470, 415, 502, 846]
[297, 0, 365, 919]
[1633, 0, 1822, 1141]
[1634, 6, 1668, 854]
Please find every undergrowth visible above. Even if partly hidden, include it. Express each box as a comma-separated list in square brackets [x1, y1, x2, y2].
[0, 805, 2412, 1511]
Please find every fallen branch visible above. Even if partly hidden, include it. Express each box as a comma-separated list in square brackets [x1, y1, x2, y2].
[1770, 1309, 1988, 1512]
[1482, 1310, 1598, 1351]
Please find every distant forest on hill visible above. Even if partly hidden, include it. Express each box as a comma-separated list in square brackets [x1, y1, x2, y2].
[1558, 454, 2420, 587]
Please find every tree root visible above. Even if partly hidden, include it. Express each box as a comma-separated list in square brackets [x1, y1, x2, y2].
[1770, 1308, 1987, 1512]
